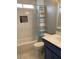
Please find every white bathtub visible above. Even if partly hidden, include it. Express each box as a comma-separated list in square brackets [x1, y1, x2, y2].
[17, 40, 37, 54]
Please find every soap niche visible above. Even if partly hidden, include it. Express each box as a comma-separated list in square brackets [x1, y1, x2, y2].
[20, 16, 28, 23]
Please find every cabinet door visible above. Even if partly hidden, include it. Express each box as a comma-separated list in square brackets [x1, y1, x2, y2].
[45, 47, 52, 59]
[51, 52, 60, 59]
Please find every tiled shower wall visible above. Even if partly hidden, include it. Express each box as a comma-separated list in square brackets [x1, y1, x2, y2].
[17, 8, 34, 44]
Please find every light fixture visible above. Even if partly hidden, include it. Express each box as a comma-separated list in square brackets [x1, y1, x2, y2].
[17, 3, 22, 8]
[23, 4, 34, 9]
[17, 3, 34, 9]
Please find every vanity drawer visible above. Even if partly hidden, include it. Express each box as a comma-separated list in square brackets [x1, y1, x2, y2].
[43, 39, 61, 57]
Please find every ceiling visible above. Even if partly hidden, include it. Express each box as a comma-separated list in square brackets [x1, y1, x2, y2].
[17, 0, 61, 5]
[17, 0, 36, 4]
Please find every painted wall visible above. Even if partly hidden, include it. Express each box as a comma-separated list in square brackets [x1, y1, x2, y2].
[17, 8, 34, 44]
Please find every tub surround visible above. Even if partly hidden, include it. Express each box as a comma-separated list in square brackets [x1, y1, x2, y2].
[42, 33, 61, 48]
[17, 8, 35, 44]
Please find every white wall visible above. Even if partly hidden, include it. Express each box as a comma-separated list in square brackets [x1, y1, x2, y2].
[17, 8, 34, 44]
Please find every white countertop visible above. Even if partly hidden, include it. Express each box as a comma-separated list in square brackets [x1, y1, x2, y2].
[42, 33, 61, 48]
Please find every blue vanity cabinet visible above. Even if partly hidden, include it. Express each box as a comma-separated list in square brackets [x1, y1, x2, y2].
[51, 52, 60, 59]
[45, 47, 52, 59]
[43, 39, 61, 59]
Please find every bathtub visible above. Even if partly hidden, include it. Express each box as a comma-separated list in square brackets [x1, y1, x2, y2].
[17, 39, 45, 59]
[17, 40, 37, 54]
